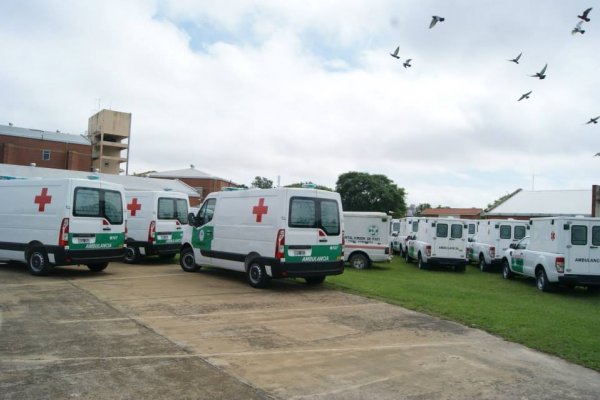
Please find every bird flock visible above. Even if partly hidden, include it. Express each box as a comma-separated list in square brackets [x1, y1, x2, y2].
[390, 8, 598, 144]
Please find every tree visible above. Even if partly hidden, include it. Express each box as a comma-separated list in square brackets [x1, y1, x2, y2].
[251, 176, 273, 189]
[415, 203, 431, 216]
[335, 172, 406, 216]
[285, 182, 333, 191]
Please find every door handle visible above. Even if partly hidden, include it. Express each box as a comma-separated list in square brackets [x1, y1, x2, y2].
[591, 246, 598, 249]
[319, 238, 328, 242]
[103, 227, 111, 231]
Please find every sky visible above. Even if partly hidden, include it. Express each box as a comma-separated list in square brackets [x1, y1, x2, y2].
[0, 0, 599, 209]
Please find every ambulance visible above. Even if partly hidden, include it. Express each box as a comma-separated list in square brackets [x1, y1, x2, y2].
[501, 217, 600, 291]
[392, 217, 422, 256]
[468, 219, 528, 272]
[179, 187, 344, 288]
[405, 217, 469, 271]
[123, 190, 189, 263]
[343, 211, 392, 269]
[0, 178, 126, 275]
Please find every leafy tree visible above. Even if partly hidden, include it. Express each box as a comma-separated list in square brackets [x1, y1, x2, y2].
[335, 172, 406, 216]
[285, 182, 333, 191]
[415, 203, 431, 216]
[251, 176, 273, 189]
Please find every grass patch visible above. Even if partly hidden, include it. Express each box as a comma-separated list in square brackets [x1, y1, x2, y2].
[326, 257, 600, 371]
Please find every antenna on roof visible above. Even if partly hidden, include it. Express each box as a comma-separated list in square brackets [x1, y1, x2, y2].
[190, 164, 195, 169]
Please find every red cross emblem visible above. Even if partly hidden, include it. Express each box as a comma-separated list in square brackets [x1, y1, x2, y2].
[550, 231, 555, 241]
[127, 198, 142, 216]
[34, 188, 52, 212]
[252, 198, 268, 223]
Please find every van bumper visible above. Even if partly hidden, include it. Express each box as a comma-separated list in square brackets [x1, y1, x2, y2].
[129, 240, 180, 256]
[558, 275, 600, 286]
[52, 247, 125, 265]
[263, 259, 345, 278]
[427, 257, 468, 267]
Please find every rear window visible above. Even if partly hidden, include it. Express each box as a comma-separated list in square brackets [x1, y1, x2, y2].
[514, 226, 526, 240]
[73, 187, 123, 224]
[412, 221, 419, 232]
[571, 225, 587, 245]
[392, 222, 400, 233]
[451, 224, 463, 239]
[289, 197, 340, 235]
[436, 223, 448, 238]
[592, 226, 600, 246]
[158, 198, 188, 224]
[499, 225, 511, 239]
[468, 224, 476, 235]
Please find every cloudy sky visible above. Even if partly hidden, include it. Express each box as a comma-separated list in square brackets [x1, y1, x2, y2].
[1, 1, 599, 208]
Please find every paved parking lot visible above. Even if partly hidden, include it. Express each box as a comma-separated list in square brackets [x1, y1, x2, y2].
[1, 261, 600, 399]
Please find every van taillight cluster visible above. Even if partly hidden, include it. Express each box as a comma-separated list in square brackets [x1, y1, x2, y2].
[58, 218, 69, 246]
[426, 245, 432, 257]
[341, 231, 345, 257]
[555, 257, 565, 273]
[275, 229, 285, 259]
[489, 246, 496, 259]
[148, 221, 156, 244]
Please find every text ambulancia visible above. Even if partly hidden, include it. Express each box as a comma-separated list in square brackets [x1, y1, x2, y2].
[180, 187, 344, 288]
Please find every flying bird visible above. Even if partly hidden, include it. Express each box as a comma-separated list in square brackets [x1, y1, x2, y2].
[578, 7, 593, 22]
[587, 116, 600, 124]
[572, 21, 585, 35]
[403, 59, 412, 68]
[429, 16, 445, 29]
[531, 64, 547, 79]
[508, 52, 522, 64]
[518, 91, 532, 101]
[390, 46, 400, 59]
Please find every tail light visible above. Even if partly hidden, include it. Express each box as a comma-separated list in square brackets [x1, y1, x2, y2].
[341, 230, 345, 258]
[102, 219, 110, 226]
[275, 229, 285, 259]
[124, 220, 128, 239]
[426, 245, 432, 257]
[489, 246, 496, 259]
[555, 257, 565, 273]
[148, 221, 156, 244]
[59, 218, 69, 246]
[385, 246, 390, 255]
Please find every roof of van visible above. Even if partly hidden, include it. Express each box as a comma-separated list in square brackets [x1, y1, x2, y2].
[0, 124, 90, 145]
[0, 164, 200, 197]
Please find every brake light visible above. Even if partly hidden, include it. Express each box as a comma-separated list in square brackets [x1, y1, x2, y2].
[58, 218, 69, 246]
[102, 219, 110, 226]
[148, 221, 156, 244]
[275, 229, 285, 259]
[490, 246, 496, 259]
[426, 245, 432, 257]
[555, 257, 565, 273]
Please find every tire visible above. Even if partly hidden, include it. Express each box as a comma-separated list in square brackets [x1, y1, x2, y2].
[87, 262, 108, 272]
[124, 246, 140, 264]
[404, 249, 411, 263]
[305, 276, 326, 285]
[502, 259, 513, 280]
[179, 247, 201, 272]
[247, 260, 270, 288]
[536, 268, 553, 292]
[479, 255, 488, 273]
[349, 253, 369, 270]
[417, 253, 427, 270]
[27, 247, 52, 276]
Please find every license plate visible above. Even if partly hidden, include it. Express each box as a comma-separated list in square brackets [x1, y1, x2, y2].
[74, 237, 94, 244]
[157, 234, 171, 240]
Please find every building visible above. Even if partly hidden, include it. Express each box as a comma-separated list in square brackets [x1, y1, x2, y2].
[420, 207, 483, 219]
[0, 123, 91, 171]
[88, 110, 131, 174]
[483, 189, 592, 219]
[147, 165, 236, 205]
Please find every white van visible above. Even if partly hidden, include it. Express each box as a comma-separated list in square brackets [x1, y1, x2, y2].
[123, 190, 189, 263]
[468, 219, 528, 271]
[405, 217, 469, 271]
[180, 187, 344, 288]
[343, 211, 392, 269]
[0, 178, 126, 275]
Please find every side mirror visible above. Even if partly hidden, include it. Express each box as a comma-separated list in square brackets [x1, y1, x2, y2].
[187, 213, 196, 226]
[468, 237, 474, 242]
[509, 243, 517, 249]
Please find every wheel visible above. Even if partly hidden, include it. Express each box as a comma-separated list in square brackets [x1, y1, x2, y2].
[87, 262, 108, 272]
[417, 253, 427, 270]
[502, 260, 513, 280]
[479, 255, 488, 272]
[536, 268, 553, 292]
[179, 247, 201, 272]
[247, 261, 270, 288]
[349, 253, 369, 269]
[305, 276, 326, 285]
[27, 247, 52, 276]
[404, 249, 411, 263]
[123, 246, 140, 264]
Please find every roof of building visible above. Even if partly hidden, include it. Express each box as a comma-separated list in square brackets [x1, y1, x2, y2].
[0, 124, 90, 145]
[0, 163, 200, 197]
[147, 165, 228, 181]
[484, 189, 591, 217]
[421, 207, 483, 216]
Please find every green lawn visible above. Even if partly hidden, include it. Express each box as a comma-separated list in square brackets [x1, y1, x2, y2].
[326, 257, 600, 371]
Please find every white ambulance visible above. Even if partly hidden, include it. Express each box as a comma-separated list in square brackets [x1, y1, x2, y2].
[405, 217, 469, 271]
[179, 187, 344, 288]
[468, 219, 528, 272]
[393, 217, 422, 256]
[123, 190, 189, 263]
[343, 211, 392, 269]
[501, 217, 600, 291]
[0, 178, 126, 275]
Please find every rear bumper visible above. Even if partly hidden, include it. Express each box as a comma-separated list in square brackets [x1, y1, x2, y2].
[260, 258, 345, 278]
[427, 257, 468, 267]
[51, 247, 125, 265]
[128, 240, 180, 256]
[558, 275, 600, 286]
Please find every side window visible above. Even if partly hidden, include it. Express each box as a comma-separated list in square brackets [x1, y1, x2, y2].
[499, 225, 511, 239]
[198, 199, 216, 226]
[319, 199, 340, 235]
[450, 224, 463, 238]
[514, 226, 526, 240]
[436, 223, 448, 238]
[571, 225, 587, 245]
[592, 226, 600, 246]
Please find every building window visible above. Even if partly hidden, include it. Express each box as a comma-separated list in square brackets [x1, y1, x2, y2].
[42, 150, 51, 161]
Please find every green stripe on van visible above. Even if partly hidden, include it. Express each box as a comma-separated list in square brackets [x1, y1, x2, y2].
[68, 233, 125, 250]
[284, 244, 342, 262]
